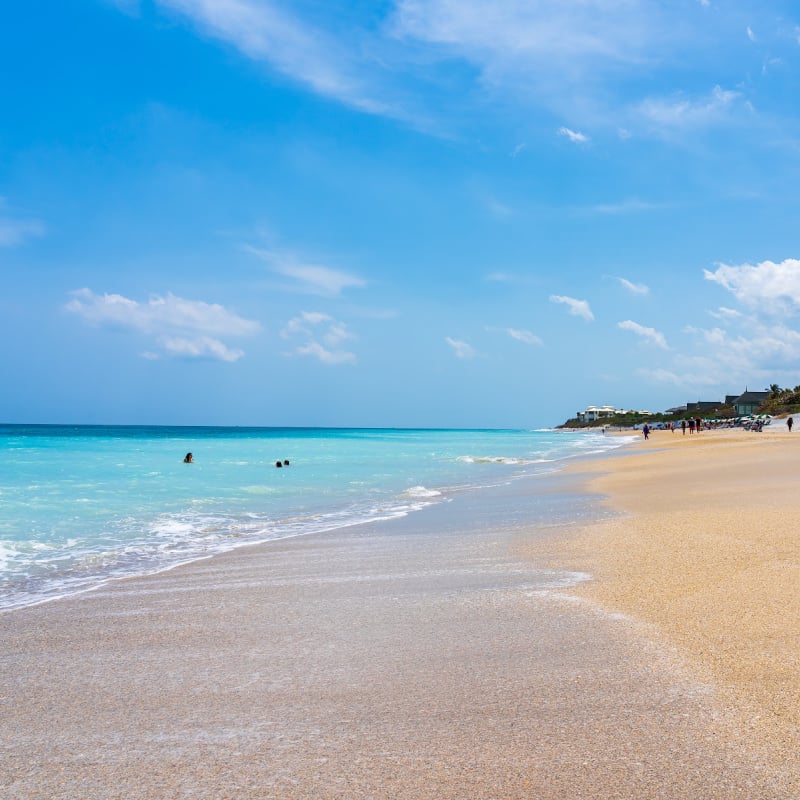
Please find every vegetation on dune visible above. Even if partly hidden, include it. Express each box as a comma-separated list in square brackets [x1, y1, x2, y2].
[761, 385, 800, 416]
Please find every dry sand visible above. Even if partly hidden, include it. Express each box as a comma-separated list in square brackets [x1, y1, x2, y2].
[526, 422, 800, 790]
[2, 430, 798, 799]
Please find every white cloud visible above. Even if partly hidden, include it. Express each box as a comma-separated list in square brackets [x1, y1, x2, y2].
[445, 337, 476, 359]
[704, 258, 800, 314]
[559, 126, 589, 143]
[162, 336, 244, 362]
[281, 311, 356, 365]
[617, 277, 650, 295]
[246, 246, 366, 296]
[0, 216, 45, 247]
[295, 340, 356, 365]
[65, 289, 259, 361]
[708, 306, 742, 320]
[746, 26, 756, 43]
[506, 328, 542, 346]
[550, 294, 594, 321]
[639, 85, 741, 129]
[617, 319, 668, 349]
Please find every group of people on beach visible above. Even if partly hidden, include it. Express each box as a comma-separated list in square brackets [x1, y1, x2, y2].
[641, 417, 705, 439]
[183, 452, 290, 467]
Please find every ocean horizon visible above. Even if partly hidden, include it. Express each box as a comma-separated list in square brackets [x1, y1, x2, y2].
[0, 424, 636, 611]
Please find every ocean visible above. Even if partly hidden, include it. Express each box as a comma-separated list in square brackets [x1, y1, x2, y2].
[0, 425, 635, 610]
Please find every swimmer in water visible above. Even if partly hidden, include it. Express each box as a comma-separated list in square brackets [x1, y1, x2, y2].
[184, 452, 194, 463]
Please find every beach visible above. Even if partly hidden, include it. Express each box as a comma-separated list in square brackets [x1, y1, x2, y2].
[2, 427, 798, 798]
[534, 423, 800, 787]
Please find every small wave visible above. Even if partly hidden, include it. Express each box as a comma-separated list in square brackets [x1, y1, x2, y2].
[404, 485, 442, 498]
[0, 542, 21, 570]
[457, 455, 550, 466]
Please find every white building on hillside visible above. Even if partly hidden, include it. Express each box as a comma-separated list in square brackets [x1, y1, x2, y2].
[576, 405, 622, 423]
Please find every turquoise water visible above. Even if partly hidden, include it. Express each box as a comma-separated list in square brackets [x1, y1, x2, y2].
[0, 426, 634, 609]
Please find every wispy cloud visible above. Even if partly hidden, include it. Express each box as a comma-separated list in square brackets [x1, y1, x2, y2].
[617, 319, 668, 349]
[156, 0, 388, 116]
[485, 196, 514, 218]
[281, 311, 356, 364]
[445, 336, 476, 359]
[550, 294, 594, 321]
[617, 277, 650, 295]
[637, 366, 719, 387]
[0, 208, 45, 247]
[246, 246, 366, 296]
[65, 289, 259, 361]
[638, 85, 741, 130]
[506, 328, 542, 346]
[393, 1, 662, 73]
[591, 199, 658, 215]
[559, 126, 589, 143]
[708, 306, 742, 320]
[704, 258, 800, 314]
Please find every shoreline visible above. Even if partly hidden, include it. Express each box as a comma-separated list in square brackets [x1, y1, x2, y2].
[0, 430, 634, 614]
[2, 434, 796, 797]
[530, 423, 799, 786]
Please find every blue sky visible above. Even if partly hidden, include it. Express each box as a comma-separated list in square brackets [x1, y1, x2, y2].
[2, 0, 800, 427]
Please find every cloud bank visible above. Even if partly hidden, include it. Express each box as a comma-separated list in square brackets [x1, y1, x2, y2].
[704, 258, 800, 314]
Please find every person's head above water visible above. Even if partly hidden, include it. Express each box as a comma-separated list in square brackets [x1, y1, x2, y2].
[184, 452, 193, 463]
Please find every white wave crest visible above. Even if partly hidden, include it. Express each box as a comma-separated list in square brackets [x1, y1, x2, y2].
[404, 485, 442, 498]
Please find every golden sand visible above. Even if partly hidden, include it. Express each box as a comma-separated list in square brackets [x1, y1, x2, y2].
[538, 423, 800, 776]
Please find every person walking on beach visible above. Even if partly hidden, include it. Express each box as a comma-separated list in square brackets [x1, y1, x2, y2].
[681, 419, 686, 435]
[688, 419, 695, 434]
[642, 423, 650, 440]
[788, 416, 794, 432]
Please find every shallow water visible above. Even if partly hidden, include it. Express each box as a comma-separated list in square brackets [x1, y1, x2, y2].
[0, 425, 635, 609]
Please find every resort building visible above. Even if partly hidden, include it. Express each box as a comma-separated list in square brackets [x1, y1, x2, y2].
[731, 390, 770, 416]
[575, 405, 656, 423]
[576, 405, 622, 423]
[686, 401, 723, 412]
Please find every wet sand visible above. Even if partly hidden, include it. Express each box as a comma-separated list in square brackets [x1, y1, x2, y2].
[2, 449, 797, 798]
